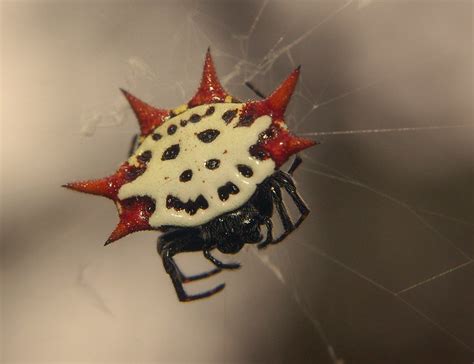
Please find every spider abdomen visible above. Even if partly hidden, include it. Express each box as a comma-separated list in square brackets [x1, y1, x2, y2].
[118, 102, 275, 227]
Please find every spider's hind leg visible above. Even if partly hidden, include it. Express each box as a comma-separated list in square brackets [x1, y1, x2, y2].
[257, 218, 274, 250]
[158, 230, 224, 302]
[204, 249, 241, 270]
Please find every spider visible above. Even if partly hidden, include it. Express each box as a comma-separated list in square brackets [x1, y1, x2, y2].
[64, 49, 316, 301]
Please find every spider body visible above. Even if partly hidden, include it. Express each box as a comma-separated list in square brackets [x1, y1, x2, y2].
[64, 49, 316, 301]
[120, 102, 276, 228]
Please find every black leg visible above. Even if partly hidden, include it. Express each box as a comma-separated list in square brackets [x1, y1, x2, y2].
[245, 81, 266, 99]
[160, 245, 224, 302]
[158, 231, 225, 302]
[177, 264, 222, 283]
[287, 155, 303, 176]
[128, 133, 140, 157]
[269, 181, 294, 234]
[257, 218, 273, 250]
[204, 249, 241, 269]
[274, 171, 310, 229]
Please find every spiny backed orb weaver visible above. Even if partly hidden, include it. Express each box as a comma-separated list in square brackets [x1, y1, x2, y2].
[64, 49, 316, 302]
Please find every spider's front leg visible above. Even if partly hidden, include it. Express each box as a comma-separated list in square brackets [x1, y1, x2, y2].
[128, 134, 140, 157]
[287, 155, 303, 176]
[158, 229, 224, 302]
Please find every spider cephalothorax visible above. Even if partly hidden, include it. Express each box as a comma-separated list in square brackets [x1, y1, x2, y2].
[65, 49, 316, 301]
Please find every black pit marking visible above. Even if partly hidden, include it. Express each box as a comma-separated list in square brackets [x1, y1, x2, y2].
[122, 196, 156, 214]
[196, 195, 209, 209]
[249, 144, 269, 160]
[197, 129, 220, 143]
[222, 109, 238, 124]
[137, 150, 152, 163]
[260, 126, 276, 141]
[152, 133, 162, 141]
[162, 144, 180, 160]
[190, 114, 202, 123]
[237, 164, 253, 178]
[217, 182, 240, 201]
[235, 114, 255, 127]
[166, 194, 209, 215]
[205, 106, 215, 116]
[205, 159, 220, 170]
[126, 165, 146, 180]
[180, 119, 188, 127]
[167, 124, 177, 135]
[179, 169, 193, 182]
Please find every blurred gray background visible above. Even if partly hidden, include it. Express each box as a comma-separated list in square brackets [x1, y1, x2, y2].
[1, 0, 472, 363]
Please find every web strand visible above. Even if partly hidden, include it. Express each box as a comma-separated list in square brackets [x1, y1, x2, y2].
[396, 260, 473, 295]
[298, 124, 473, 137]
[297, 241, 474, 353]
[301, 165, 472, 260]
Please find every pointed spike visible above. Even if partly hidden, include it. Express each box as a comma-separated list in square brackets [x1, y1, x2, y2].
[105, 220, 131, 245]
[63, 178, 115, 199]
[188, 49, 230, 107]
[121, 89, 169, 136]
[265, 67, 301, 117]
[64, 162, 147, 201]
[286, 135, 316, 155]
[105, 196, 155, 244]
[104, 236, 116, 246]
[261, 129, 316, 167]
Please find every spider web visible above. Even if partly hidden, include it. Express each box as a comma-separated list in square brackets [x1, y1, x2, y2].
[1, 0, 471, 363]
[75, 1, 473, 362]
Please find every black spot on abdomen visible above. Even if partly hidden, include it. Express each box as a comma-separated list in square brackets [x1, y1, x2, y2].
[152, 133, 162, 141]
[205, 106, 215, 116]
[190, 114, 202, 123]
[237, 164, 253, 177]
[195, 195, 209, 209]
[197, 129, 220, 143]
[222, 109, 238, 124]
[167, 124, 177, 135]
[179, 169, 193, 182]
[137, 150, 152, 163]
[205, 159, 220, 170]
[235, 114, 255, 127]
[249, 144, 269, 160]
[218, 182, 240, 201]
[166, 194, 209, 215]
[162, 144, 180, 160]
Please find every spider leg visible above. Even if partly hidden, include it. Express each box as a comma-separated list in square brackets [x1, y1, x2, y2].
[158, 231, 222, 282]
[287, 155, 303, 176]
[203, 249, 241, 270]
[274, 171, 310, 230]
[257, 218, 274, 250]
[128, 133, 140, 157]
[178, 265, 222, 283]
[158, 231, 225, 302]
[267, 180, 296, 245]
[245, 81, 266, 99]
[161, 247, 224, 302]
